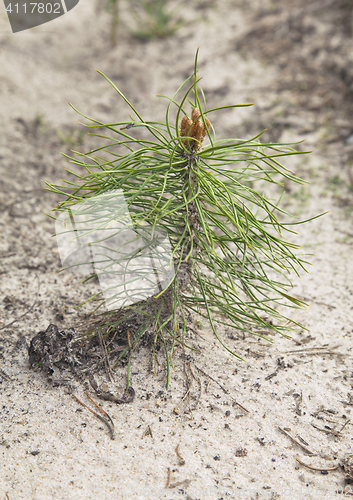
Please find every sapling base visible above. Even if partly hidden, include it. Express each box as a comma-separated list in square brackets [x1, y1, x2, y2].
[47, 50, 320, 388]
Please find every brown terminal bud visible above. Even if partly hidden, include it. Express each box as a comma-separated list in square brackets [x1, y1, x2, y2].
[201, 119, 211, 140]
[180, 107, 211, 152]
[191, 107, 201, 122]
[192, 119, 204, 146]
[180, 115, 192, 137]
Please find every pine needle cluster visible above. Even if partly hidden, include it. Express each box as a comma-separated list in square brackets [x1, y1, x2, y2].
[47, 51, 318, 387]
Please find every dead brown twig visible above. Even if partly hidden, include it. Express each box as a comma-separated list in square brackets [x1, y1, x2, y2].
[341, 393, 353, 405]
[165, 468, 172, 488]
[0, 253, 16, 259]
[284, 345, 347, 356]
[98, 330, 114, 383]
[173, 385, 192, 415]
[0, 369, 10, 381]
[143, 425, 153, 438]
[294, 391, 303, 416]
[188, 362, 202, 409]
[296, 457, 339, 472]
[165, 464, 191, 489]
[194, 364, 249, 413]
[73, 392, 115, 439]
[339, 419, 351, 434]
[311, 422, 343, 438]
[176, 444, 185, 464]
[169, 479, 192, 489]
[278, 426, 316, 456]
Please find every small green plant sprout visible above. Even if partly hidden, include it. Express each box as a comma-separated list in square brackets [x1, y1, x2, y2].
[47, 51, 319, 388]
[129, 0, 183, 40]
[57, 127, 85, 149]
[106, 0, 120, 46]
[105, 0, 182, 47]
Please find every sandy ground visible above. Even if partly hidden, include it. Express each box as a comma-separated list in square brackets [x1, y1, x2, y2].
[1, 0, 353, 499]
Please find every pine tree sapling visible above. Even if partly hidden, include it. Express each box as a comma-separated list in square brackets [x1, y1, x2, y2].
[47, 51, 319, 388]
